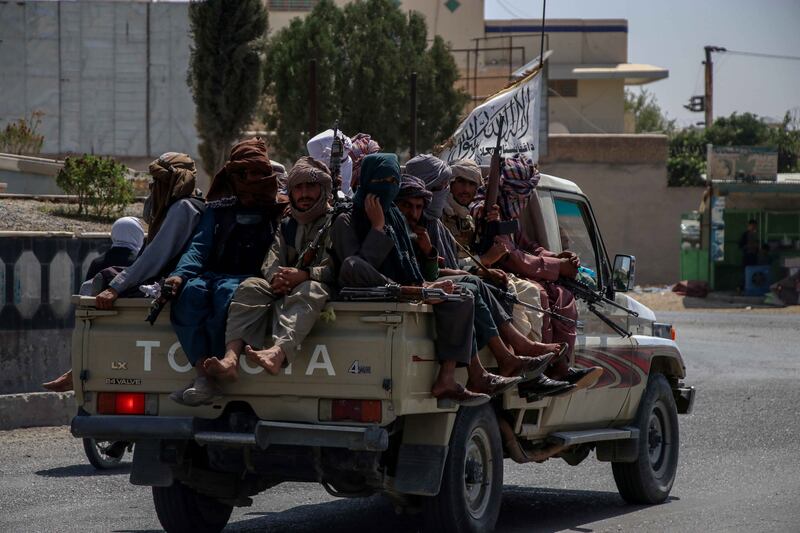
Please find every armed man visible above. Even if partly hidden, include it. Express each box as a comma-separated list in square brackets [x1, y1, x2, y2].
[205, 157, 337, 380]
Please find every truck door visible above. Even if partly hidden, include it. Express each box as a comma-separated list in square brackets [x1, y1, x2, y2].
[551, 194, 635, 427]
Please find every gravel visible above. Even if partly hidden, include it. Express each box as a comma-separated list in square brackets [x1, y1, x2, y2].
[0, 199, 145, 233]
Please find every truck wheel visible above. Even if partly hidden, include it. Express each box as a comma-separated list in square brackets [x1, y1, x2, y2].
[422, 405, 503, 533]
[152, 481, 233, 533]
[82, 438, 126, 470]
[612, 373, 679, 504]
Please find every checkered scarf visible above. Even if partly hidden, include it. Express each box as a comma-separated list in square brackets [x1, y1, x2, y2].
[469, 153, 540, 220]
[348, 133, 381, 191]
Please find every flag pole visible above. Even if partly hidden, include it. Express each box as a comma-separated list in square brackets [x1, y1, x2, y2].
[539, 0, 546, 69]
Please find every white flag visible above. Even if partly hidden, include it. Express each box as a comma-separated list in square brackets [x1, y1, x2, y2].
[439, 68, 541, 165]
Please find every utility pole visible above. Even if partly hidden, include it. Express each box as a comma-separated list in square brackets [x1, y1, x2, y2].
[704, 46, 726, 127]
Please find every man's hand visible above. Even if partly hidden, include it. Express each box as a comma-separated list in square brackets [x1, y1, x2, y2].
[364, 194, 385, 231]
[479, 268, 508, 287]
[271, 266, 309, 294]
[164, 276, 183, 294]
[480, 240, 508, 266]
[558, 258, 579, 278]
[95, 287, 119, 310]
[412, 226, 433, 255]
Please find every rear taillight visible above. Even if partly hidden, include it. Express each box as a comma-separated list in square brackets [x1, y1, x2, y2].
[319, 399, 382, 423]
[97, 392, 152, 415]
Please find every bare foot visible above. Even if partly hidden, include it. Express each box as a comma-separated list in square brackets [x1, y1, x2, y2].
[244, 345, 286, 375]
[42, 370, 73, 392]
[202, 354, 239, 382]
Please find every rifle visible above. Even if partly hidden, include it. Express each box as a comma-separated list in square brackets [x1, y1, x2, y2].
[329, 121, 344, 199]
[558, 277, 638, 337]
[144, 279, 176, 325]
[339, 284, 467, 303]
[483, 283, 576, 326]
[473, 115, 518, 255]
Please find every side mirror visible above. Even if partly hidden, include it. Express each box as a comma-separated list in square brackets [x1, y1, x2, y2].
[612, 254, 636, 292]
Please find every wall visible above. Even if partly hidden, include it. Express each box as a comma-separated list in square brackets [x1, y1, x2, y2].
[548, 78, 625, 134]
[0, 232, 110, 393]
[0, 1, 198, 159]
[541, 134, 704, 285]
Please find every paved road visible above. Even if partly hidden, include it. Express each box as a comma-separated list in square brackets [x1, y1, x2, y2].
[1, 310, 798, 532]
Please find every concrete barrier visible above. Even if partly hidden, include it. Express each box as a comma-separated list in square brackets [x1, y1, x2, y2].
[0, 392, 75, 430]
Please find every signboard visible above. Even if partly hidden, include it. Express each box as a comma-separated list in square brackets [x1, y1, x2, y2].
[707, 145, 778, 182]
[710, 195, 726, 263]
[438, 68, 542, 165]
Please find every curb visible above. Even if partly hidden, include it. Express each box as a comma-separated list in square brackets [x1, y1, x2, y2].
[0, 392, 76, 430]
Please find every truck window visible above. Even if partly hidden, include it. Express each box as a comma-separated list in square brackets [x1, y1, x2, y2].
[554, 197, 601, 286]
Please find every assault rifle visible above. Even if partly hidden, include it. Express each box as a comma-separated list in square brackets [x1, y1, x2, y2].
[339, 284, 467, 303]
[294, 121, 351, 269]
[145, 279, 176, 325]
[483, 283, 576, 326]
[473, 115, 519, 255]
[558, 277, 638, 337]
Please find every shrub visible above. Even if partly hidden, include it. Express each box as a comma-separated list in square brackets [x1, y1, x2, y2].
[56, 155, 135, 217]
[0, 111, 45, 155]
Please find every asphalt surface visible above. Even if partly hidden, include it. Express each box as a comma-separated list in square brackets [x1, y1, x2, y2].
[1, 310, 798, 532]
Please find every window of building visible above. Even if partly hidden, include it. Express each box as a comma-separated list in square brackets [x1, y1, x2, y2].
[548, 79, 578, 98]
[268, 0, 319, 11]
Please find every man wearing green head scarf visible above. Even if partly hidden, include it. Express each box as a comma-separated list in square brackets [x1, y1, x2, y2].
[331, 153, 516, 406]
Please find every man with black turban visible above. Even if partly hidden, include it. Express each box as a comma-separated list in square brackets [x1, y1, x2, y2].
[330, 154, 518, 406]
[206, 156, 336, 380]
[166, 138, 284, 406]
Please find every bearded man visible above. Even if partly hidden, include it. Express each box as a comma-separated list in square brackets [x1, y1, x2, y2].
[205, 157, 335, 380]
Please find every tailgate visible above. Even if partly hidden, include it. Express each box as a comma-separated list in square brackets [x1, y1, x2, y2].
[72, 297, 433, 424]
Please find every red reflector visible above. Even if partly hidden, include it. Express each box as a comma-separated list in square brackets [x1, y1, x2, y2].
[97, 392, 145, 415]
[331, 400, 382, 423]
[670, 327, 677, 341]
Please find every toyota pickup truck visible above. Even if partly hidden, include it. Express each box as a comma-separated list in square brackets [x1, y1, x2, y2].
[70, 172, 696, 533]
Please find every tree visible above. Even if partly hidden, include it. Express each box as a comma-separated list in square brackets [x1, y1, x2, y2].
[667, 111, 800, 186]
[624, 89, 676, 134]
[263, 0, 468, 161]
[187, 0, 268, 176]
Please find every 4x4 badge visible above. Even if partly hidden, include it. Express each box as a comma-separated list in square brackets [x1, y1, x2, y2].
[111, 361, 128, 370]
[348, 361, 371, 375]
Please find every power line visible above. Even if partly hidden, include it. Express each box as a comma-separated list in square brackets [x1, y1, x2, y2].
[723, 49, 800, 62]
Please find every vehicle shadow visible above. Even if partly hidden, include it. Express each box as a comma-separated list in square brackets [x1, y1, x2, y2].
[35, 463, 131, 478]
[210, 486, 677, 533]
[498, 485, 679, 532]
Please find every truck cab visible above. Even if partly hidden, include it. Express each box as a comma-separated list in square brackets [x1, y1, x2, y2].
[70, 173, 695, 533]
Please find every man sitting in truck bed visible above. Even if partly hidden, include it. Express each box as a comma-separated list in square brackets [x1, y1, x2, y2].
[468, 154, 602, 390]
[395, 172, 574, 398]
[202, 156, 336, 379]
[165, 138, 285, 406]
[331, 153, 521, 406]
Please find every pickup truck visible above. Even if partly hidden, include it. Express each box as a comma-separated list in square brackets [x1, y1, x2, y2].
[70, 172, 696, 533]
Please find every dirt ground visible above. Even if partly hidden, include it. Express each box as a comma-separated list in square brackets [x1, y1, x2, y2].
[0, 198, 145, 233]
[632, 287, 800, 314]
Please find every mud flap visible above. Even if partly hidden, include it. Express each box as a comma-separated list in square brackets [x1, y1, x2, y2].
[130, 440, 173, 487]
[392, 444, 448, 496]
[596, 438, 639, 463]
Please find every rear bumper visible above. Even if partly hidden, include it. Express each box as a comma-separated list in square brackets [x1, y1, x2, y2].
[674, 385, 696, 414]
[71, 414, 389, 451]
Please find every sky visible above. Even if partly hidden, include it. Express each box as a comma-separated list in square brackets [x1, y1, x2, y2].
[484, 0, 800, 127]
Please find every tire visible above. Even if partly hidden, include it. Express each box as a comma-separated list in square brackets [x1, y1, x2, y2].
[82, 438, 127, 470]
[612, 373, 679, 504]
[152, 481, 233, 533]
[422, 405, 504, 533]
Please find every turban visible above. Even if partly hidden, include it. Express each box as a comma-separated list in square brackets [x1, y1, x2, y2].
[348, 133, 381, 192]
[145, 152, 197, 242]
[404, 154, 452, 219]
[449, 158, 483, 186]
[396, 174, 432, 206]
[306, 129, 354, 196]
[286, 156, 332, 225]
[206, 137, 280, 209]
[499, 153, 540, 220]
[111, 216, 145, 253]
